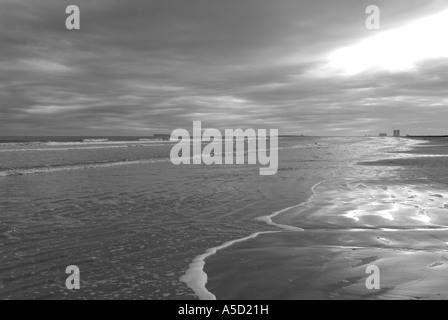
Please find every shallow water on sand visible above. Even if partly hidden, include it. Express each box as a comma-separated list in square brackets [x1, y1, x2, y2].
[204, 138, 448, 300]
[1, 136, 433, 299]
[0, 136, 358, 299]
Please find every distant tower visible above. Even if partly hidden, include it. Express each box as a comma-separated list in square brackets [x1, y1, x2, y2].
[393, 130, 400, 137]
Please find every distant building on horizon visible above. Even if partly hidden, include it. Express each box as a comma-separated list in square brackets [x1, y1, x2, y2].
[153, 134, 171, 140]
[379, 133, 387, 137]
[393, 129, 400, 137]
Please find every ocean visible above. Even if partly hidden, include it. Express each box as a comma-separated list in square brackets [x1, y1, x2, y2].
[1, 136, 446, 299]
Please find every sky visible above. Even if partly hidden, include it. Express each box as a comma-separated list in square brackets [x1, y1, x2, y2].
[1, 0, 448, 136]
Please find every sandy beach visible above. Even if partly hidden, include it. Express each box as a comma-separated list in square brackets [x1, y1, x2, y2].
[200, 137, 448, 300]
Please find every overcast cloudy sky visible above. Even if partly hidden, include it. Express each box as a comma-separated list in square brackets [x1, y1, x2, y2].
[1, 0, 448, 136]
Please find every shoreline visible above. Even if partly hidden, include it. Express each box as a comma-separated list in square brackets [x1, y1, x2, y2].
[194, 137, 448, 300]
[179, 179, 329, 300]
[180, 137, 421, 300]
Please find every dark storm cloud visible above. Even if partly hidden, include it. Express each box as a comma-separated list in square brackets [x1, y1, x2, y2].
[1, 0, 448, 135]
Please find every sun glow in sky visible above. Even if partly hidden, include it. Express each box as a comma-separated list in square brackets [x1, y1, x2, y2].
[327, 9, 448, 75]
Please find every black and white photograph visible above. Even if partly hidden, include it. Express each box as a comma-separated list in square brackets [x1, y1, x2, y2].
[2, 0, 448, 305]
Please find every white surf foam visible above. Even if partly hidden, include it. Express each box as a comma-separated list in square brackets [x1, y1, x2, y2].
[179, 231, 276, 300]
[0, 158, 170, 177]
[0, 144, 167, 152]
[180, 178, 330, 300]
[45, 140, 169, 146]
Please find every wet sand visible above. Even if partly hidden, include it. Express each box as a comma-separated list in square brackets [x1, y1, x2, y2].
[203, 138, 448, 300]
[205, 230, 448, 299]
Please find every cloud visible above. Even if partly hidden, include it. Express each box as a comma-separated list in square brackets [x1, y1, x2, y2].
[0, 0, 448, 135]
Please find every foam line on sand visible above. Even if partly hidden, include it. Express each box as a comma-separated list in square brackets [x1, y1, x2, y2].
[180, 179, 329, 300]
